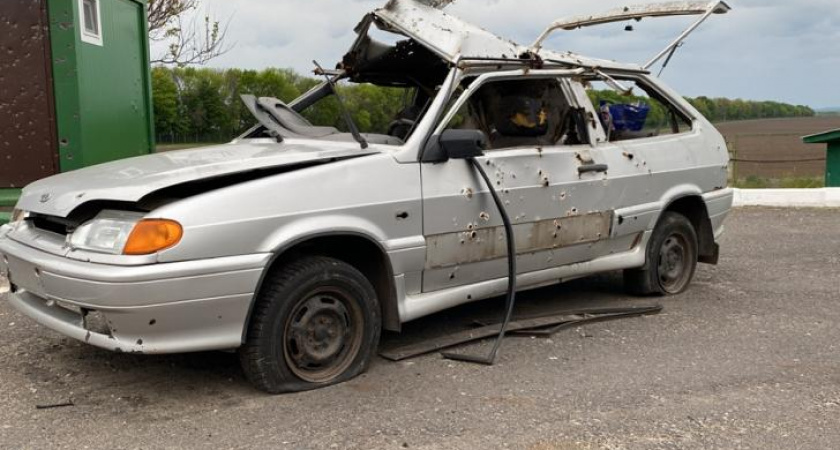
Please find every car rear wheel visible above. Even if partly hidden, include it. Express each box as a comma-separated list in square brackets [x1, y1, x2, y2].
[624, 211, 698, 296]
[240, 256, 381, 394]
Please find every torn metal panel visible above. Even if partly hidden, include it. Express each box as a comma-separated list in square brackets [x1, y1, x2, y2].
[413, 0, 456, 8]
[376, 0, 523, 63]
[372, 1, 653, 74]
[426, 211, 612, 269]
[536, 1, 729, 34]
[530, 1, 732, 68]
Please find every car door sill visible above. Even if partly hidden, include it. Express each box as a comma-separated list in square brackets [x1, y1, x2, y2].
[399, 235, 650, 323]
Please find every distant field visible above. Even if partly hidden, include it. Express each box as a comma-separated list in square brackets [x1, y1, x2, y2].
[717, 117, 840, 179]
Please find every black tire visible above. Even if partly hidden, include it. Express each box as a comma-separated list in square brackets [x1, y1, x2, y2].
[624, 211, 698, 296]
[240, 256, 381, 394]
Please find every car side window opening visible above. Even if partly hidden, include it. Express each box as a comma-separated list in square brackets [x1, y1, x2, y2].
[585, 77, 692, 142]
[302, 83, 426, 137]
[445, 78, 588, 150]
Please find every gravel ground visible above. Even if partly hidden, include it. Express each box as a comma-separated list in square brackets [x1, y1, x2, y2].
[1, 208, 839, 450]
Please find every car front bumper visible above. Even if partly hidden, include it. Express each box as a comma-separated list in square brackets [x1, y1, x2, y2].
[0, 230, 270, 354]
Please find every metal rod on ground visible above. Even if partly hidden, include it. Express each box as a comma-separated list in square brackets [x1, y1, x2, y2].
[440, 157, 517, 365]
[380, 305, 663, 362]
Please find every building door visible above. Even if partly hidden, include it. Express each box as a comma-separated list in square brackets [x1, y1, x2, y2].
[0, 0, 58, 188]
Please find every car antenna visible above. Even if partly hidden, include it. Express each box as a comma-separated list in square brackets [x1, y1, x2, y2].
[312, 60, 368, 150]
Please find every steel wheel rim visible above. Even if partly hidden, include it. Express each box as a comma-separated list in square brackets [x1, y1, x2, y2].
[657, 233, 691, 293]
[283, 287, 364, 383]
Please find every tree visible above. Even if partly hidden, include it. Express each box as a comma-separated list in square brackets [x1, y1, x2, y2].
[151, 67, 183, 136]
[148, 0, 230, 66]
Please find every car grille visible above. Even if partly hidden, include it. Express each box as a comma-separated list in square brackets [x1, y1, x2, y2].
[30, 214, 74, 236]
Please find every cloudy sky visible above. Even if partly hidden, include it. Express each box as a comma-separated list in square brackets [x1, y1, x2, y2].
[158, 0, 840, 109]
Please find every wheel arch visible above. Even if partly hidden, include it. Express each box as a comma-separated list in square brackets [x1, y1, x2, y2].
[242, 231, 401, 344]
[662, 195, 719, 265]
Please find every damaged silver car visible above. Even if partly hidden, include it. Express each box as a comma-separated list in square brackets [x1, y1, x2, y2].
[0, 0, 733, 393]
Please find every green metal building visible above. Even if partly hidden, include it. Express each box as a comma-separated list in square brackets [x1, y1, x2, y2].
[802, 129, 840, 188]
[0, 0, 154, 224]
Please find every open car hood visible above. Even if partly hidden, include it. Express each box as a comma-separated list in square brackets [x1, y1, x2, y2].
[18, 142, 377, 217]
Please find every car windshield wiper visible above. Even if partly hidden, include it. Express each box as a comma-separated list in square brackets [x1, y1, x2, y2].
[312, 61, 368, 150]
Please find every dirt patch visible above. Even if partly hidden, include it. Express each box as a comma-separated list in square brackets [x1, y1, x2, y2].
[717, 117, 840, 179]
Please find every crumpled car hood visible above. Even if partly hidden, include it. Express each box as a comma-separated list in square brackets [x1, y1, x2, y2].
[17, 141, 378, 217]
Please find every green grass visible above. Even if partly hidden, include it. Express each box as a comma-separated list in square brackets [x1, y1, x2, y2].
[733, 176, 825, 189]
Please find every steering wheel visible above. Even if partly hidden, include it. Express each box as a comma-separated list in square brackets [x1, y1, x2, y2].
[387, 118, 416, 138]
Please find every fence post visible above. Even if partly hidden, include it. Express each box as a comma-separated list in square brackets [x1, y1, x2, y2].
[727, 139, 737, 186]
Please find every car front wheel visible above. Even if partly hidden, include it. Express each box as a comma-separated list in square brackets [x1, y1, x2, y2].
[240, 256, 381, 394]
[624, 211, 699, 296]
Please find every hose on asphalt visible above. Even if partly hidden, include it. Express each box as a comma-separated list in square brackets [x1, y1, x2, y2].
[441, 157, 518, 365]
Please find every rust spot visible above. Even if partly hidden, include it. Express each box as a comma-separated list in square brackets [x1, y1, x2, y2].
[426, 212, 612, 269]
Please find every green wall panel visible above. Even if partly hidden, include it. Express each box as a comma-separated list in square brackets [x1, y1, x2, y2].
[47, 0, 84, 172]
[828, 144, 840, 188]
[0, 189, 21, 226]
[48, 0, 153, 172]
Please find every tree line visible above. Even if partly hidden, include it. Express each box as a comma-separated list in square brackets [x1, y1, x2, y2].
[152, 66, 815, 144]
[152, 67, 406, 143]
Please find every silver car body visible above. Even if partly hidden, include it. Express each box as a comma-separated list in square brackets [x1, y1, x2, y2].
[0, 0, 733, 354]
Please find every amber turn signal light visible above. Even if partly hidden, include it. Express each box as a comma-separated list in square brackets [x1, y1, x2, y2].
[123, 219, 183, 255]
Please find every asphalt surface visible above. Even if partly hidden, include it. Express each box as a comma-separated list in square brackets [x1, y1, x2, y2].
[1, 207, 839, 450]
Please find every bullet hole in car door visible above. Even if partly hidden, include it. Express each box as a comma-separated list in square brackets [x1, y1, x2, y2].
[421, 76, 612, 292]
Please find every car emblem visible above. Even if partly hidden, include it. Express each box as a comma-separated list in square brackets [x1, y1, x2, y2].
[39, 193, 51, 203]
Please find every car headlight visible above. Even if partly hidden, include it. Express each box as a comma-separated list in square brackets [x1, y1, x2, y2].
[69, 210, 183, 255]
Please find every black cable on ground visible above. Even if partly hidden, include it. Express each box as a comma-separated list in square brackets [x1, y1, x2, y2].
[441, 158, 517, 365]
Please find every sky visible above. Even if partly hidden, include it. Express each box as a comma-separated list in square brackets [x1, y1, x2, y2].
[154, 0, 840, 109]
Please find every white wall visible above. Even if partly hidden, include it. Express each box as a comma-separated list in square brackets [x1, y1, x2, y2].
[733, 188, 840, 208]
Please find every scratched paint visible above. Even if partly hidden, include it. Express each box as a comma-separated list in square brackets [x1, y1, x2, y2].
[425, 211, 612, 269]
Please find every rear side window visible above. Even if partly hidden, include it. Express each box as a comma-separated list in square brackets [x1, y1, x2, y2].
[445, 78, 589, 150]
[585, 77, 692, 142]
